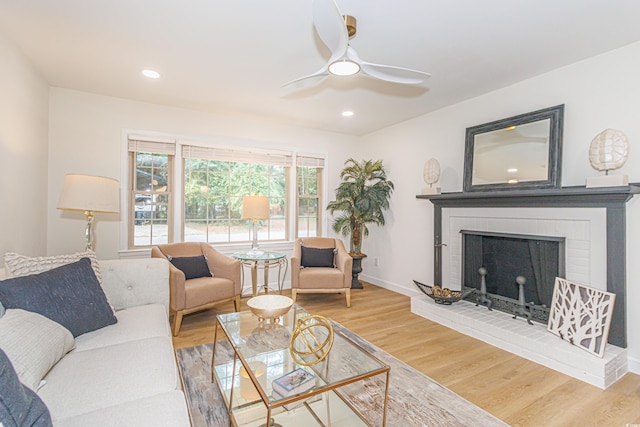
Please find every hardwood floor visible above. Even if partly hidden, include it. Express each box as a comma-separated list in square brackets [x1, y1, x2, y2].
[173, 284, 640, 426]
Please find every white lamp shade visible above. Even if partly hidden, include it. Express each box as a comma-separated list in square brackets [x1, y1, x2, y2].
[241, 196, 269, 220]
[57, 174, 120, 213]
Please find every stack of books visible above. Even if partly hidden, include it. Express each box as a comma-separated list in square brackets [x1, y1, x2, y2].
[271, 368, 316, 410]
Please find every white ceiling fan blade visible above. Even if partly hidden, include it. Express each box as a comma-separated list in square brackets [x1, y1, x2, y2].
[312, 0, 349, 58]
[282, 0, 347, 89]
[281, 66, 330, 88]
[346, 46, 431, 85]
[359, 61, 431, 84]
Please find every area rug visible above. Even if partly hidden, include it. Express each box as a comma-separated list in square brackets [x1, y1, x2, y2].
[176, 321, 508, 426]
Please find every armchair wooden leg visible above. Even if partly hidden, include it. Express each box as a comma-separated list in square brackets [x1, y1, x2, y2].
[234, 295, 241, 312]
[291, 289, 297, 304]
[345, 288, 351, 308]
[172, 311, 184, 336]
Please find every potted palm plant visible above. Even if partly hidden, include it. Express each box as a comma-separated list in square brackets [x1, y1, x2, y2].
[326, 158, 394, 288]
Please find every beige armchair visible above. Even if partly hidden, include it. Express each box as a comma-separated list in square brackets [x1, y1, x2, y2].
[151, 242, 241, 335]
[291, 237, 353, 307]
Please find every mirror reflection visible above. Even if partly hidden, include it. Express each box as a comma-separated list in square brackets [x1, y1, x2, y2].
[472, 119, 550, 186]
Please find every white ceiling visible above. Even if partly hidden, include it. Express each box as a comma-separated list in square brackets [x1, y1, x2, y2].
[2, 0, 640, 136]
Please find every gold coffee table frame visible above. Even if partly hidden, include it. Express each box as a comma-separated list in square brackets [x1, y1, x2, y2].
[211, 305, 390, 427]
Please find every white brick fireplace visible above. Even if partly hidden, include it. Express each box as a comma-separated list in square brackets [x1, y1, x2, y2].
[411, 206, 626, 389]
[412, 186, 640, 389]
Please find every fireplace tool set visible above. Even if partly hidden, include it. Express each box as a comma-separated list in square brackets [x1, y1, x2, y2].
[414, 267, 547, 324]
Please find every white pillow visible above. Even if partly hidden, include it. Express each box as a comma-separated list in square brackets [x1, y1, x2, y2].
[0, 309, 75, 390]
[4, 250, 103, 283]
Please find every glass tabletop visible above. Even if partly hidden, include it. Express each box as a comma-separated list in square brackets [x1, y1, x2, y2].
[232, 251, 286, 261]
[214, 305, 388, 404]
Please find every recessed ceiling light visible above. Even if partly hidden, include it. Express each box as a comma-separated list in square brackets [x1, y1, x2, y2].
[342, 111, 354, 117]
[507, 168, 518, 173]
[508, 179, 519, 184]
[142, 69, 161, 79]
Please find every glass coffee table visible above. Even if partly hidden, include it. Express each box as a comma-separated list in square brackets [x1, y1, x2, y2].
[211, 305, 390, 426]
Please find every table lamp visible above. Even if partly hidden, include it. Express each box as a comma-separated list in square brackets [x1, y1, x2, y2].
[242, 195, 269, 256]
[57, 174, 120, 251]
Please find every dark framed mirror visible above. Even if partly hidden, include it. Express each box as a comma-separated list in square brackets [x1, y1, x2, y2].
[463, 105, 564, 192]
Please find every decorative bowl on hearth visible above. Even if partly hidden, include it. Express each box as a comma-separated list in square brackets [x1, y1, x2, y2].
[413, 280, 475, 305]
[247, 295, 293, 322]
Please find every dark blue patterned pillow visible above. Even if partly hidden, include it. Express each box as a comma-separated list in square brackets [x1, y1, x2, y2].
[0, 257, 117, 337]
[0, 348, 52, 427]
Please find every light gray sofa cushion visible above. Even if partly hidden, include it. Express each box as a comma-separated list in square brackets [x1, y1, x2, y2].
[38, 336, 179, 420]
[53, 391, 189, 427]
[99, 259, 170, 314]
[74, 304, 169, 352]
[0, 309, 75, 391]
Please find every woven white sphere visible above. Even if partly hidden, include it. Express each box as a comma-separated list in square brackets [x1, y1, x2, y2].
[589, 129, 629, 172]
[423, 158, 441, 185]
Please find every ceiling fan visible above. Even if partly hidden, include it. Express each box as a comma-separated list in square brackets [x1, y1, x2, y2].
[283, 0, 432, 88]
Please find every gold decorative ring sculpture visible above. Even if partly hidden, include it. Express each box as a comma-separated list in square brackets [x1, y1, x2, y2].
[289, 315, 334, 367]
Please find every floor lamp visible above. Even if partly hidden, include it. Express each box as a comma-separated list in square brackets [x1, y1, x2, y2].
[242, 196, 269, 256]
[57, 174, 120, 251]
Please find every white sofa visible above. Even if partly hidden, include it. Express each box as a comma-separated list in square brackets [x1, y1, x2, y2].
[1, 258, 191, 427]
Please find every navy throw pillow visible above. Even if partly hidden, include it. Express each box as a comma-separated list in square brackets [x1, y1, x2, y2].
[169, 255, 213, 280]
[300, 246, 336, 268]
[0, 257, 117, 337]
[0, 349, 52, 427]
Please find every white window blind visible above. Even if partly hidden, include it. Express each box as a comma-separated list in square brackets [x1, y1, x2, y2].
[182, 145, 292, 166]
[128, 137, 176, 155]
[296, 154, 325, 167]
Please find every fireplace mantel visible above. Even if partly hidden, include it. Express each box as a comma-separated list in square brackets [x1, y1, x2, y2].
[416, 184, 640, 207]
[416, 184, 640, 347]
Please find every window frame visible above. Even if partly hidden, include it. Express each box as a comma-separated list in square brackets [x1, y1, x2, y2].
[122, 133, 326, 251]
[296, 155, 324, 238]
[127, 138, 176, 249]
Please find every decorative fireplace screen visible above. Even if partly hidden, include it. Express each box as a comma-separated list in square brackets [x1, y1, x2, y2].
[461, 230, 566, 323]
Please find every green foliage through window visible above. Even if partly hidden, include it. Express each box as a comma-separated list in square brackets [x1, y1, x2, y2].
[184, 158, 288, 243]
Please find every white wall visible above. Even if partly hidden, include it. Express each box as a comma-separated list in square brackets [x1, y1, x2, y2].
[0, 33, 49, 259]
[46, 89, 358, 260]
[360, 41, 640, 369]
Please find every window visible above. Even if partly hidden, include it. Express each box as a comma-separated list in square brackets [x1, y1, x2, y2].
[296, 155, 324, 238]
[126, 135, 323, 249]
[182, 146, 290, 244]
[128, 138, 175, 247]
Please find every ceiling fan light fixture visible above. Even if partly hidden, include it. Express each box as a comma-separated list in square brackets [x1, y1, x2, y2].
[328, 59, 360, 76]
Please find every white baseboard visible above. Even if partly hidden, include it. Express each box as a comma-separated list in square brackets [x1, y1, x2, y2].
[358, 274, 422, 298]
[628, 355, 640, 375]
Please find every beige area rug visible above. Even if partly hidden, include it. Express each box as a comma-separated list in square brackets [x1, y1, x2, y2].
[176, 321, 508, 427]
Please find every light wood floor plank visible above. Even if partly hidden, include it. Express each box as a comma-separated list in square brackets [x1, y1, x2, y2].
[172, 283, 640, 426]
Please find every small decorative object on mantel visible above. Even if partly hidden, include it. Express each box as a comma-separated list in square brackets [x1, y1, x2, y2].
[413, 280, 474, 305]
[586, 128, 629, 188]
[422, 158, 441, 195]
[547, 277, 615, 358]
